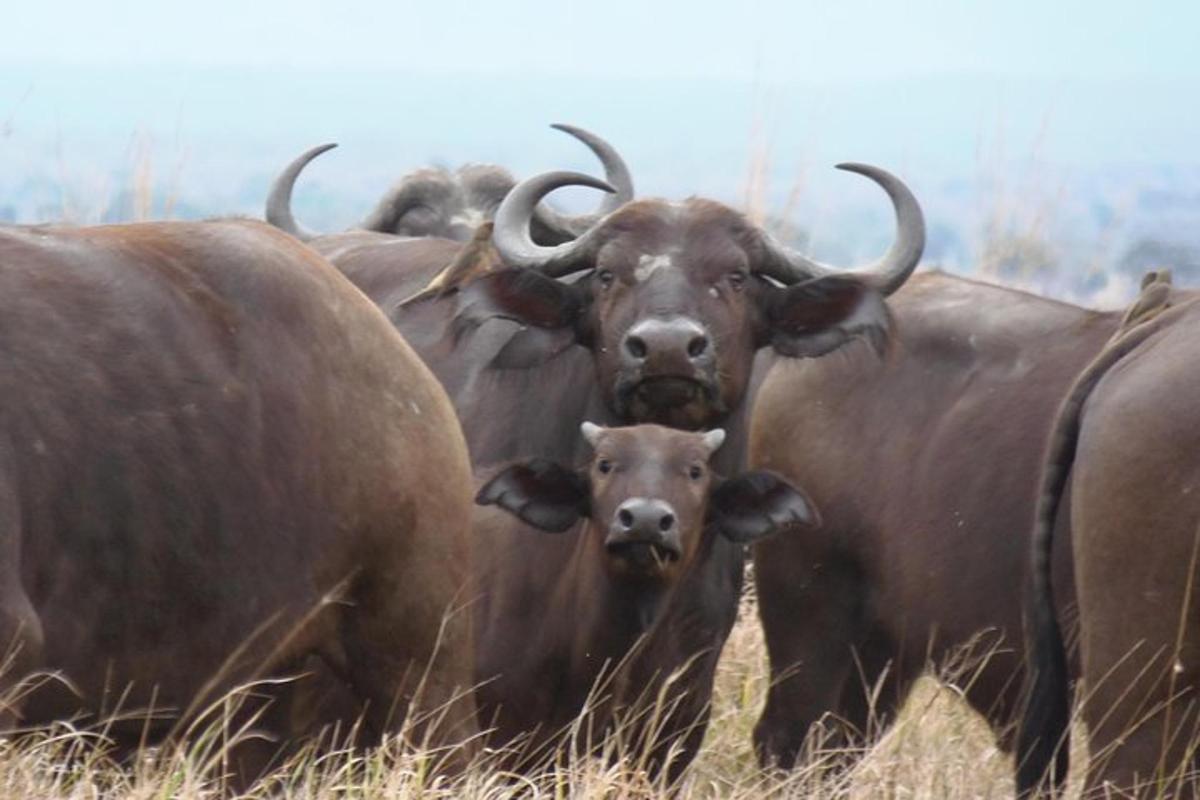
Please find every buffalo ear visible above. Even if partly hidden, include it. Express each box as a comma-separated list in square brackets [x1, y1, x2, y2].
[708, 470, 820, 544]
[476, 459, 590, 533]
[454, 269, 589, 367]
[455, 268, 584, 331]
[766, 275, 892, 358]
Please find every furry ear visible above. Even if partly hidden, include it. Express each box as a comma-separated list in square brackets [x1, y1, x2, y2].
[454, 268, 589, 368]
[708, 470, 819, 543]
[476, 459, 590, 533]
[455, 268, 585, 331]
[767, 275, 892, 358]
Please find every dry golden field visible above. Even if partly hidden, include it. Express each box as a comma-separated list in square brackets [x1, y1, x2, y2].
[0, 584, 1102, 800]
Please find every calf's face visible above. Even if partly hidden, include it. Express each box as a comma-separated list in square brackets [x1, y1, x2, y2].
[476, 423, 819, 582]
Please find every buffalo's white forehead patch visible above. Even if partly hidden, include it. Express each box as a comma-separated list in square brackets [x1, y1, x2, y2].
[635, 254, 674, 282]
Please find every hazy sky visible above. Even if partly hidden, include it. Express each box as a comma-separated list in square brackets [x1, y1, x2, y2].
[2, 0, 1197, 261]
[5, 0, 1198, 81]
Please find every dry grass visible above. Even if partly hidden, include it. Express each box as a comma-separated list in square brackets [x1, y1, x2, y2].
[47, 131, 187, 226]
[1, 588, 1087, 800]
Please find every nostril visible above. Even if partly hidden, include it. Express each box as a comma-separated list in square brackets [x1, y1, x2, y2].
[618, 508, 634, 528]
[625, 335, 647, 360]
[687, 335, 709, 359]
[659, 513, 675, 532]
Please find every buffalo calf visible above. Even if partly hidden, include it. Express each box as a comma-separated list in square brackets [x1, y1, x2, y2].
[472, 423, 817, 779]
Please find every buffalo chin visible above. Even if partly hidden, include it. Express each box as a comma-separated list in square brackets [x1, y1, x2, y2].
[620, 377, 720, 430]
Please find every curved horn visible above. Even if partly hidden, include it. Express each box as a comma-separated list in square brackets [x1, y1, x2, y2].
[531, 125, 635, 239]
[493, 170, 616, 277]
[757, 163, 925, 296]
[580, 421, 605, 447]
[265, 143, 338, 242]
[701, 429, 726, 455]
[550, 124, 634, 215]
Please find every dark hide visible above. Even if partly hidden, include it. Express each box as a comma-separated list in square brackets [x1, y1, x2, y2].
[311, 198, 895, 471]
[1018, 281, 1200, 798]
[307, 194, 914, 781]
[359, 164, 577, 245]
[0, 220, 478, 780]
[750, 271, 1123, 771]
[472, 424, 815, 779]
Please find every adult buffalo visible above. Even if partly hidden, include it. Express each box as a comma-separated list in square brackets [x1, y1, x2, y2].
[473, 422, 817, 779]
[265, 124, 634, 244]
[308, 158, 926, 773]
[325, 163, 926, 467]
[1019, 274, 1200, 797]
[748, 271, 1124, 771]
[0, 220, 477, 778]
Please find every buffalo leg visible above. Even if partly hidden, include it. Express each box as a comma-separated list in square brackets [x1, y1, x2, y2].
[663, 701, 711, 785]
[1078, 639, 1200, 797]
[647, 655, 721, 784]
[752, 547, 866, 769]
[834, 629, 903, 745]
[1076, 577, 1200, 797]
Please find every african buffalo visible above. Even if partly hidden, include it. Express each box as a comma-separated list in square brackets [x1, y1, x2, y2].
[473, 422, 816, 778]
[305, 156, 926, 772]
[1020, 273, 1200, 797]
[748, 271, 1126, 771]
[326, 163, 925, 465]
[0, 220, 477, 778]
[265, 124, 633, 244]
[290, 146, 926, 777]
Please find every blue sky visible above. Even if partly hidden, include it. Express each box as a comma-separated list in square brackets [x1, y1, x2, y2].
[5, 0, 1197, 81]
[2, 0, 1198, 285]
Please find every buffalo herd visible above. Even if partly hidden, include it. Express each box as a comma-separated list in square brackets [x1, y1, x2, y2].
[0, 125, 1196, 796]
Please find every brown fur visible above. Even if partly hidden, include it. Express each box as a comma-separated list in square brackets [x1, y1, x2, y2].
[0, 220, 477, 778]
[749, 271, 1121, 769]
[1020, 283, 1200, 796]
[315, 197, 893, 467]
[309, 195, 908, 773]
[472, 425, 815, 780]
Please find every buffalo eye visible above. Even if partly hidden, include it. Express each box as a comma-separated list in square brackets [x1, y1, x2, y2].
[597, 459, 614, 474]
[596, 270, 615, 289]
[726, 270, 748, 291]
[688, 464, 705, 481]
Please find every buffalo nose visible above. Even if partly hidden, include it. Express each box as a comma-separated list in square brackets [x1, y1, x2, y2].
[613, 498, 678, 538]
[607, 498, 684, 565]
[622, 317, 711, 366]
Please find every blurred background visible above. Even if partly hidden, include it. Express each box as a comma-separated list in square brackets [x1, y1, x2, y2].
[2, 0, 1197, 304]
